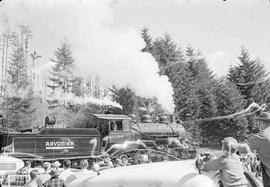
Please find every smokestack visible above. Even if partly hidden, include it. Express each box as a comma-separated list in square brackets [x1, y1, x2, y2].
[141, 114, 152, 123]
[169, 115, 175, 123]
[159, 115, 169, 124]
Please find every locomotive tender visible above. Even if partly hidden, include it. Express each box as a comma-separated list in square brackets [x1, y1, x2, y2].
[0, 128, 101, 160]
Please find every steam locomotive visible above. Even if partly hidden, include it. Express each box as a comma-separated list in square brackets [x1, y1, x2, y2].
[0, 113, 189, 161]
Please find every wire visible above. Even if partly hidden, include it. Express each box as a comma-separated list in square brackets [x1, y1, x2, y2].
[184, 102, 266, 124]
[236, 80, 267, 86]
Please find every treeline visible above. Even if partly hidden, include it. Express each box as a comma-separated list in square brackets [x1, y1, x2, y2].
[112, 28, 270, 145]
[1, 25, 270, 146]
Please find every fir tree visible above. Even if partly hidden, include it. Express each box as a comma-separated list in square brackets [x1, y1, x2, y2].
[110, 86, 136, 115]
[152, 33, 184, 78]
[47, 42, 75, 127]
[227, 47, 270, 133]
[141, 27, 153, 53]
[8, 45, 30, 88]
[207, 80, 248, 142]
[173, 46, 216, 122]
[48, 42, 74, 94]
[228, 47, 269, 102]
[71, 76, 84, 97]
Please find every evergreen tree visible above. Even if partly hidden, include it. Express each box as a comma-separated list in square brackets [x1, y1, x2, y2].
[136, 96, 165, 119]
[110, 86, 136, 115]
[2, 93, 37, 131]
[141, 27, 153, 53]
[47, 42, 75, 127]
[228, 47, 269, 103]
[8, 45, 30, 88]
[227, 47, 270, 133]
[110, 86, 164, 117]
[207, 80, 248, 143]
[173, 46, 216, 121]
[71, 76, 84, 97]
[152, 33, 184, 78]
[48, 42, 74, 94]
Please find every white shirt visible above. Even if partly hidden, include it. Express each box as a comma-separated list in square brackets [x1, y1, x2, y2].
[75, 169, 96, 179]
[59, 168, 76, 185]
[38, 172, 51, 184]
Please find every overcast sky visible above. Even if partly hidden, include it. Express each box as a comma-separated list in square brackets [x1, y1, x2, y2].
[0, 0, 269, 111]
[112, 0, 270, 76]
[1, 0, 269, 76]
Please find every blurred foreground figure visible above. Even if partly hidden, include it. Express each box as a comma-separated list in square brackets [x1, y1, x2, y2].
[26, 170, 39, 187]
[16, 160, 32, 186]
[75, 159, 96, 179]
[196, 137, 248, 187]
[39, 162, 51, 185]
[59, 160, 76, 185]
[237, 112, 270, 187]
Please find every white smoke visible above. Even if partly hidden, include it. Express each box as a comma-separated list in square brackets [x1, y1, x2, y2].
[0, 0, 175, 112]
[5, 84, 32, 98]
[49, 88, 122, 109]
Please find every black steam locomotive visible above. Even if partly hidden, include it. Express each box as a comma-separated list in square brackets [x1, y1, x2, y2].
[0, 114, 191, 161]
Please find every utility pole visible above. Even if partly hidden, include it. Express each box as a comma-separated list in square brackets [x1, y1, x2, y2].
[30, 51, 42, 91]
[1, 34, 5, 108]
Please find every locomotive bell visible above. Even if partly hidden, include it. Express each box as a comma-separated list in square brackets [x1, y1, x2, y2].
[129, 114, 137, 121]
[159, 115, 169, 123]
[141, 114, 152, 123]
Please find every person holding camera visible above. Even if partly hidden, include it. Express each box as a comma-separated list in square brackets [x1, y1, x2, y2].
[196, 137, 248, 187]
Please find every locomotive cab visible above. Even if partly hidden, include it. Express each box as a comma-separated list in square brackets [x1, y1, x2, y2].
[88, 114, 134, 150]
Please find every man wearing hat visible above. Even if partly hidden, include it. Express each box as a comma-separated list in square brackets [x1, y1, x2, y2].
[196, 137, 248, 187]
[51, 161, 61, 171]
[43, 168, 66, 187]
[39, 162, 51, 185]
[237, 112, 270, 187]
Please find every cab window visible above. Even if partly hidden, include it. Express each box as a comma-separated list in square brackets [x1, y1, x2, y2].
[110, 121, 123, 131]
[116, 121, 123, 131]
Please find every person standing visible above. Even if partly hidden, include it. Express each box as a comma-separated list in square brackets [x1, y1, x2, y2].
[58, 160, 76, 185]
[75, 159, 96, 179]
[26, 170, 39, 187]
[237, 112, 270, 187]
[16, 160, 32, 186]
[51, 161, 61, 171]
[196, 137, 248, 187]
[38, 162, 51, 185]
[43, 169, 66, 187]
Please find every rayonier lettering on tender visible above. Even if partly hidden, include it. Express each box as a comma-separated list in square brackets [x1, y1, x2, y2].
[45, 141, 74, 147]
